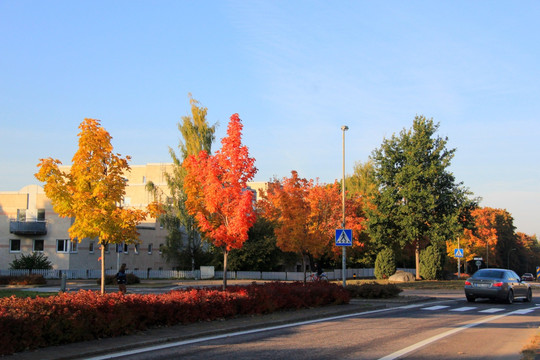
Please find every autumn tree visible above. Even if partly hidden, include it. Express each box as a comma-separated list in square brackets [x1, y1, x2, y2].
[159, 95, 217, 270]
[259, 172, 366, 281]
[35, 118, 156, 294]
[258, 171, 317, 279]
[367, 116, 470, 279]
[307, 182, 366, 262]
[183, 113, 257, 290]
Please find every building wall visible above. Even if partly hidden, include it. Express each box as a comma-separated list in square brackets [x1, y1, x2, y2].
[0, 163, 266, 272]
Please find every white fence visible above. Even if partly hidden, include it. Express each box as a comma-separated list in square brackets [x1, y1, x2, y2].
[1, 268, 415, 280]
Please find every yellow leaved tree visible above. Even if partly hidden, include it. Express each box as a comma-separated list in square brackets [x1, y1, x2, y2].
[35, 118, 160, 294]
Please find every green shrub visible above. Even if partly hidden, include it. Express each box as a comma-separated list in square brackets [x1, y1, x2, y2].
[9, 253, 52, 271]
[96, 273, 141, 285]
[419, 245, 442, 280]
[374, 248, 396, 280]
[346, 282, 402, 299]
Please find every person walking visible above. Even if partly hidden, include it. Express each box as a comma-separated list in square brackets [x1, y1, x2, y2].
[116, 263, 127, 294]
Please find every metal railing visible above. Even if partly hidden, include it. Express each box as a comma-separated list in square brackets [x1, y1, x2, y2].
[0, 268, 415, 280]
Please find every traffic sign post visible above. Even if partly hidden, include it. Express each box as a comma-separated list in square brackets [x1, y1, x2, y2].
[454, 248, 463, 279]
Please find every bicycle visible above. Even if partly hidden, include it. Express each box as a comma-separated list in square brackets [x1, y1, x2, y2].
[307, 272, 328, 282]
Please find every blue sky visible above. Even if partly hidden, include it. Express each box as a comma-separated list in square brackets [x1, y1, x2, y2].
[1, 1, 539, 236]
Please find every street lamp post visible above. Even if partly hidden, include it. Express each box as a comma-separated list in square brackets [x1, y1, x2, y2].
[507, 248, 516, 269]
[341, 125, 349, 287]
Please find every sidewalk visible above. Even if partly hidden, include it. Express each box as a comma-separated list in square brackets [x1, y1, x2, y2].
[5, 282, 441, 360]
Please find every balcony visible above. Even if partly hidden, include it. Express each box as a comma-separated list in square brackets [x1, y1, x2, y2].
[9, 220, 47, 235]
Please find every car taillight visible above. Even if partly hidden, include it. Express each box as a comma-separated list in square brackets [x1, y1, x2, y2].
[492, 282, 503, 287]
[465, 280, 471, 286]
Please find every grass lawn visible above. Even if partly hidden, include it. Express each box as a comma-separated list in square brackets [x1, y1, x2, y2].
[0, 289, 58, 298]
[346, 279, 465, 290]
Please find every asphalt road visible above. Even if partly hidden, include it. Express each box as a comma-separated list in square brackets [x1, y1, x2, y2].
[84, 295, 540, 360]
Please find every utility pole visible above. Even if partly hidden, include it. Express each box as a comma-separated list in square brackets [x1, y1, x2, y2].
[341, 125, 348, 287]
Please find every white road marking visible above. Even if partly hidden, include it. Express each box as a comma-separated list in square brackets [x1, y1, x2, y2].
[398, 304, 425, 309]
[422, 305, 450, 310]
[512, 308, 535, 315]
[83, 306, 398, 360]
[379, 307, 540, 360]
[378, 313, 508, 360]
[450, 307, 477, 312]
[479, 308, 505, 313]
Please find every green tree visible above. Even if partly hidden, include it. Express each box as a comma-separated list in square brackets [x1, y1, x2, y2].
[10, 252, 53, 272]
[367, 115, 470, 279]
[160, 95, 217, 270]
[228, 217, 285, 271]
[419, 245, 442, 280]
[374, 247, 396, 279]
[345, 160, 378, 198]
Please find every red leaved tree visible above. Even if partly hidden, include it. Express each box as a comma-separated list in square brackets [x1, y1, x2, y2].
[183, 113, 257, 289]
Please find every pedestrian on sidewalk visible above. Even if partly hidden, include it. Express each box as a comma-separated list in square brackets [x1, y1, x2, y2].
[116, 263, 127, 294]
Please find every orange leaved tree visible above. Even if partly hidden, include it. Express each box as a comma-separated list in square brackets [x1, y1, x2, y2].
[260, 173, 367, 282]
[183, 113, 257, 290]
[258, 171, 316, 281]
[35, 118, 160, 294]
[307, 182, 366, 261]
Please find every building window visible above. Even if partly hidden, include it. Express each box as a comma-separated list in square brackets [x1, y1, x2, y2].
[33, 239, 44, 252]
[142, 176, 146, 184]
[123, 243, 128, 254]
[57, 239, 69, 253]
[70, 241, 78, 253]
[10, 239, 21, 253]
[159, 244, 163, 254]
[89, 242, 94, 253]
[17, 209, 26, 221]
[148, 244, 153, 254]
[134, 244, 139, 254]
[37, 209, 45, 221]
[104, 243, 110, 253]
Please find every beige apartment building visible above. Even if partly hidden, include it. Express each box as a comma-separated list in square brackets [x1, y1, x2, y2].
[0, 163, 267, 272]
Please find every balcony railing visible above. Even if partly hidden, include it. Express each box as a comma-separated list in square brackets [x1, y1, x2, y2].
[9, 220, 47, 235]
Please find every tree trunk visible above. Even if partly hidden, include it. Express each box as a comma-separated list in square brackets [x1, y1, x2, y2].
[101, 243, 106, 294]
[415, 239, 421, 280]
[223, 249, 228, 291]
[302, 253, 307, 284]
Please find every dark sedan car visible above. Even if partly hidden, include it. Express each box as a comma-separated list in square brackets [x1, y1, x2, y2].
[464, 268, 532, 304]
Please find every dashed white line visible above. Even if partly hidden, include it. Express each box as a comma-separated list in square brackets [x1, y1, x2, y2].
[479, 308, 505, 313]
[422, 305, 450, 311]
[450, 306, 477, 312]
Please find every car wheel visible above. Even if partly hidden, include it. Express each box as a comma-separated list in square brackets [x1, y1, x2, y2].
[524, 288, 532, 302]
[506, 290, 514, 304]
[466, 295, 475, 303]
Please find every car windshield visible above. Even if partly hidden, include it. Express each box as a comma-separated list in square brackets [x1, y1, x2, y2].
[472, 270, 505, 279]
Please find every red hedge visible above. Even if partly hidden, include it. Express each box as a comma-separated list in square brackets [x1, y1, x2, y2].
[0, 281, 349, 355]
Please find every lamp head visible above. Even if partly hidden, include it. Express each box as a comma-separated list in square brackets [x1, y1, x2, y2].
[341, 125, 349, 131]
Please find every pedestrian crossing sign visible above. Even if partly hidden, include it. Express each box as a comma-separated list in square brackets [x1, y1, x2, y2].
[335, 229, 352, 246]
[454, 248, 464, 258]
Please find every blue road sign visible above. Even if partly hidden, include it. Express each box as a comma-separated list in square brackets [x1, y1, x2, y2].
[537, 266, 540, 279]
[335, 229, 352, 246]
[454, 248, 464, 258]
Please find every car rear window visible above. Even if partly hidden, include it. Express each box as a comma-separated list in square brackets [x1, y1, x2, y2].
[473, 270, 505, 279]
